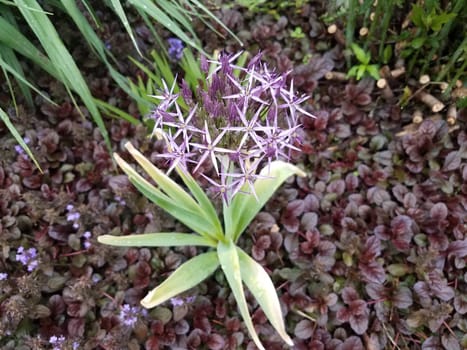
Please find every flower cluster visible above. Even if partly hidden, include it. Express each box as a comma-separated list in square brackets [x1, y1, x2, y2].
[66, 204, 80, 229]
[49, 335, 79, 350]
[119, 304, 147, 327]
[15, 246, 39, 272]
[83, 231, 92, 249]
[0, 272, 8, 280]
[14, 137, 30, 158]
[167, 37, 184, 62]
[149, 52, 314, 203]
[170, 295, 196, 307]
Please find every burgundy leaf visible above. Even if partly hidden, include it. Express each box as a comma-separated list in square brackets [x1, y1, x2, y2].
[454, 294, 467, 314]
[207, 333, 225, 350]
[327, 179, 345, 195]
[341, 287, 359, 304]
[442, 151, 461, 171]
[421, 336, 440, 350]
[359, 260, 386, 284]
[360, 236, 381, 262]
[393, 287, 413, 309]
[441, 334, 460, 350]
[301, 212, 318, 231]
[67, 317, 85, 337]
[337, 336, 364, 350]
[365, 283, 386, 300]
[174, 319, 190, 335]
[430, 203, 448, 221]
[446, 239, 467, 258]
[294, 319, 313, 339]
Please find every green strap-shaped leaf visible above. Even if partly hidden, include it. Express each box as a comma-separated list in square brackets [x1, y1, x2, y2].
[124, 142, 202, 215]
[98, 232, 216, 247]
[217, 240, 265, 350]
[176, 167, 223, 239]
[237, 247, 294, 346]
[141, 251, 219, 308]
[114, 153, 219, 240]
[224, 161, 306, 242]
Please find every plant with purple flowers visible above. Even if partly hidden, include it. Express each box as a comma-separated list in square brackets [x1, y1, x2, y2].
[16, 246, 39, 272]
[167, 37, 184, 62]
[119, 304, 147, 327]
[99, 52, 314, 349]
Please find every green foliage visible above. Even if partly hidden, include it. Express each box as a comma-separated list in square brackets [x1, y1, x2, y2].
[235, 0, 306, 18]
[0, 0, 238, 166]
[98, 142, 304, 349]
[347, 43, 380, 80]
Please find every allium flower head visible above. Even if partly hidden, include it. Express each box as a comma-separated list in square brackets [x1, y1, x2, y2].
[167, 37, 184, 62]
[16, 246, 39, 272]
[149, 52, 314, 203]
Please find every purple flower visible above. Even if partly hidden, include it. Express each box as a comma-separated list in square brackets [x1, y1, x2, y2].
[0, 272, 8, 280]
[49, 335, 66, 350]
[170, 295, 196, 307]
[14, 137, 30, 156]
[119, 304, 142, 327]
[16, 246, 39, 272]
[66, 204, 80, 229]
[149, 52, 314, 203]
[167, 37, 184, 61]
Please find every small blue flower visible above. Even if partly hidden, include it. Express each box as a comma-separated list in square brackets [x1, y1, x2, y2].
[49, 335, 66, 350]
[0, 272, 8, 280]
[119, 304, 142, 327]
[16, 246, 39, 272]
[167, 38, 184, 62]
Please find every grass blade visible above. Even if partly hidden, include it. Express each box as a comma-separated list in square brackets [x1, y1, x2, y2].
[109, 0, 142, 56]
[237, 246, 293, 346]
[0, 106, 42, 172]
[217, 239, 265, 350]
[98, 232, 216, 247]
[16, 0, 111, 151]
[141, 252, 219, 308]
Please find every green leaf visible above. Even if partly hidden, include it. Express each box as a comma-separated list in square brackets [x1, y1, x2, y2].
[114, 153, 216, 237]
[109, 0, 141, 56]
[124, 142, 202, 215]
[15, 0, 111, 152]
[225, 161, 306, 242]
[356, 65, 365, 80]
[141, 251, 219, 308]
[411, 4, 425, 29]
[237, 247, 293, 346]
[98, 232, 216, 247]
[350, 43, 370, 65]
[382, 45, 392, 64]
[217, 240, 265, 350]
[0, 106, 42, 172]
[430, 12, 456, 32]
[366, 64, 380, 80]
[347, 65, 358, 78]
[411, 37, 426, 49]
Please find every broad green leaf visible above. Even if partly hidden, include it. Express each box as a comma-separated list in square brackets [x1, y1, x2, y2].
[124, 142, 202, 215]
[225, 161, 306, 242]
[0, 106, 42, 172]
[98, 232, 216, 247]
[356, 65, 365, 80]
[217, 240, 265, 350]
[237, 247, 294, 346]
[411, 37, 426, 49]
[141, 251, 219, 308]
[367, 65, 380, 80]
[411, 4, 425, 29]
[114, 153, 219, 240]
[351, 43, 369, 65]
[347, 65, 358, 78]
[109, 0, 141, 56]
[176, 167, 223, 239]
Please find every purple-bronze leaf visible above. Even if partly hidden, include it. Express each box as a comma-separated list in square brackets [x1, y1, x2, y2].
[430, 203, 448, 221]
[442, 151, 461, 172]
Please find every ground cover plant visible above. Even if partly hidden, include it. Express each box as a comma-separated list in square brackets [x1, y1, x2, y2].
[0, 0, 466, 349]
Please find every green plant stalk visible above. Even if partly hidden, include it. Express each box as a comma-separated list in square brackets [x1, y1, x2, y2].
[345, 0, 358, 67]
[377, 0, 395, 62]
[436, 36, 467, 83]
